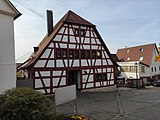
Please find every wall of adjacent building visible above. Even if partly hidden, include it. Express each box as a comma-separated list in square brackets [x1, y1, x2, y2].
[0, 13, 16, 94]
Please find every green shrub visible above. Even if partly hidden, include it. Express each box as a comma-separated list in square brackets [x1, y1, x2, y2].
[0, 88, 56, 120]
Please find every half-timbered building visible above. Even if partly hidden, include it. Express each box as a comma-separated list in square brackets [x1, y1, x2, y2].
[19, 10, 118, 94]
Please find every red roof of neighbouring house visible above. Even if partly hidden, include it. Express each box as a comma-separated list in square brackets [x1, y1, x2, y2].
[116, 43, 158, 66]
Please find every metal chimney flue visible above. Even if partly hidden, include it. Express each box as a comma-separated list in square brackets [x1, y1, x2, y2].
[47, 10, 53, 36]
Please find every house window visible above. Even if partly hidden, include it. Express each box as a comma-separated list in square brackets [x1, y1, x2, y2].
[75, 29, 79, 36]
[103, 73, 107, 80]
[151, 67, 153, 72]
[56, 49, 61, 58]
[86, 50, 90, 59]
[96, 51, 101, 58]
[69, 50, 74, 58]
[155, 67, 156, 72]
[62, 49, 67, 58]
[127, 50, 130, 53]
[139, 48, 144, 52]
[95, 74, 102, 82]
[139, 57, 144, 61]
[130, 66, 136, 72]
[74, 50, 79, 59]
[127, 57, 130, 61]
[141, 66, 145, 73]
[80, 29, 85, 36]
[92, 50, 96, 58]
[81, 50, 85, 59]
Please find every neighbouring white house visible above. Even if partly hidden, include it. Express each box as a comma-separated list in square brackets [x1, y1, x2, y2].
[116, 43, 160, 84]
[0, 0, 21, 93]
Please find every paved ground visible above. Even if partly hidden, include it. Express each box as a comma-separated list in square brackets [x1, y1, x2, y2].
[53, 86, 160, 120]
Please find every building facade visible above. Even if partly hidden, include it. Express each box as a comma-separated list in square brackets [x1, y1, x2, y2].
[0, 0, 21, 93]
[19, 10, 118, 94]
[116, 43, 160, 84]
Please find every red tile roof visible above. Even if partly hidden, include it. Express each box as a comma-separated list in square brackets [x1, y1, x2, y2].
[116, 43, 157, 66]
[18, 10, 118, 69]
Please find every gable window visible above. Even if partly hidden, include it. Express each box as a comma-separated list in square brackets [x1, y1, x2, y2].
[81, 50, 85, 59]
[97, 51, 101, 59]
[75, 29, 79, 36]
[139, 57, 144, 61]
[74, 50, 79, 59]
[127, 57, 130, 61]
[139, 48, 144, 52]
[62, 49, 67, 58]
[86, 50, 90, 59]
[127, 50, 130, 53]
[56, 49, 61, 58]
[92, 50, 96, 58]
[69, 50, 74, 58]
[80, 29, 85, 36]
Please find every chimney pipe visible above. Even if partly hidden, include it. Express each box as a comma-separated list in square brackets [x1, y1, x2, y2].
[34, 47, 39, 52]
[47, 10, 53, 36]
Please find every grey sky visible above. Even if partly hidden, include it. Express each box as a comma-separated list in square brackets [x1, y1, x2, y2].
[11, 0, 160, 62]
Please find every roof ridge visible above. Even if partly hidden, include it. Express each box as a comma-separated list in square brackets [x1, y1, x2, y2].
[117, 43, 156, 50]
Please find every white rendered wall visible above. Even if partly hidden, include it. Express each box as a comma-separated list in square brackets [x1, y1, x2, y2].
[0, 14, 16, 93]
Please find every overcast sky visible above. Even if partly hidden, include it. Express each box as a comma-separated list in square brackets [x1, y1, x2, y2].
[10, 0, 160, 62]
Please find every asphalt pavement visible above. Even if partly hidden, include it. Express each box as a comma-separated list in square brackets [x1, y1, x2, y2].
[54, 86, 160, 120]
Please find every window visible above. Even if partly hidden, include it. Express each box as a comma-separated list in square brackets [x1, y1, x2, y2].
[75, 29, 79, 36]
[92, 50, 96, 58]
[155, 67, 156, 72]
[92, 50, 101, 59]
[62, 49, 67, 58]
[139, 48, 144, 52]
[86, 50, 90, 59]
[139, 57, 144, 61]
[103, 73, 107, 80]
[151, 67, 153, 72]
[81, 50, 85, 59]
[95, 74, 102, 82]
[96, 51, 101, 58]
[127, 57, 130, 61]
[74, 50, 79, 59]
[80, 29, 85, 36]
[130, 66, 136, 72]
[127, 50, 130, 53]
[69, 50, 74, 58]
[141, 66, 145, 73]
[56, 49, 61, 58]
